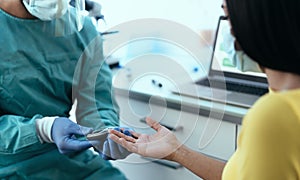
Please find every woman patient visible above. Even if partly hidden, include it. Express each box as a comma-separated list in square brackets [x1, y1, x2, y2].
[109, 0, 300, 179]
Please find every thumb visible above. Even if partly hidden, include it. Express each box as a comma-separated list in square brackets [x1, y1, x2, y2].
[64, 139, 93, 153]
[145, 117, 162, 132]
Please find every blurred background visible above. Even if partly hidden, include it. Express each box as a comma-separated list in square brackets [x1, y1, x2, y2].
[95, 0, 223, 34]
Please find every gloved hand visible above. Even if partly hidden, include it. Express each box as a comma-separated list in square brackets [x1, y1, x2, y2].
[101, 127, 133, 160]
[51, 117, 94, 154]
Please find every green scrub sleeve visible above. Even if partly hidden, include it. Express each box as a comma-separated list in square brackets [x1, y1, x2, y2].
[0, 114, 43, 155]
[74, 35, 119, 130]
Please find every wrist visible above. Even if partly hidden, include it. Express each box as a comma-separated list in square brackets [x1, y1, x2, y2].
[36, 116, 58, 143]
[169, 144, 190, 163]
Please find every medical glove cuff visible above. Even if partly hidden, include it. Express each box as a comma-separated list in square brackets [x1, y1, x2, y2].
[36, 116, 58, 143]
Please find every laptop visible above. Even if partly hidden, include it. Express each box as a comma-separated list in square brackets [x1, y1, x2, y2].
[172, 16, 269, 108]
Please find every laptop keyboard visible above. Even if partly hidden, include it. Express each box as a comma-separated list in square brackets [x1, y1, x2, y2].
[196, 79, 268, 96]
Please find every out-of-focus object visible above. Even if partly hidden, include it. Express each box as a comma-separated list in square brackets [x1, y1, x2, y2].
[70, 0, 104, 21]
[86, 0, 104, 21]
[222, 25, 262, 73]
[234, 50, 262, 73]
[172, 16, 268, 108]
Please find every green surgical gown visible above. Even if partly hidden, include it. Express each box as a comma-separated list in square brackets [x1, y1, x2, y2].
[0, 8, 126, 180]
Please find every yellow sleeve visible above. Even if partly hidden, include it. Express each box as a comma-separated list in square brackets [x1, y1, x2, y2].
[234, 94, 300, 179]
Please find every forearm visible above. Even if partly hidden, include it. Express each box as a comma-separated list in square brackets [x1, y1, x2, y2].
[75, 47, 120, 129]
[0, 114, 43, 153]
[172, 145, 226, 180]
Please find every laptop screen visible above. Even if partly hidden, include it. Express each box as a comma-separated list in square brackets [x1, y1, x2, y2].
[210, 16, 267, 80]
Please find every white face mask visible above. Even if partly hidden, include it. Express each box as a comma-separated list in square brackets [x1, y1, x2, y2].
[22, 0, 69, 21]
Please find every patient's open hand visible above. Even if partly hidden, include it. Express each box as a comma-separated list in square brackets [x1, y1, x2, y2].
[108, 118, 181, 160]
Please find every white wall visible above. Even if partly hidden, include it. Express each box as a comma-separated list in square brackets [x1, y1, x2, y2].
[93, 0, 225, 82]
[95, 0, 224, 32]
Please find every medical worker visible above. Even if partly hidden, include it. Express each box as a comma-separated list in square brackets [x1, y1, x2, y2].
[109, 0, 300, 179]
[0, 0, 130, 179]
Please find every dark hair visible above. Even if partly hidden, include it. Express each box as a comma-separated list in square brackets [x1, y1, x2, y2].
[226, 0, 300, 75]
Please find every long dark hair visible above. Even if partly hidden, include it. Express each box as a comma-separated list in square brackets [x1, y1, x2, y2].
[226, 0, 300, 75]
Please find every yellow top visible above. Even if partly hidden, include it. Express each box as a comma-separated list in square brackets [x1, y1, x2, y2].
[222, 89, 300, 179]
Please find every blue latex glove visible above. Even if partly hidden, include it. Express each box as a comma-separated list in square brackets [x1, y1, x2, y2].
[101, 127, 133, 160]
[51, 117, 94, 154]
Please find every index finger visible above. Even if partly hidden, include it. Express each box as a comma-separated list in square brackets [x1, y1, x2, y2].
[109, 129, 137, 143]
[109, 134, 138, 153]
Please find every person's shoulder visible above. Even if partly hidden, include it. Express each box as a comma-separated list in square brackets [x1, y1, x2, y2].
[236, 91, 300, 180]
[82, 16, 99, 35]
[239, 92, 299, 149]
[68, 7, 99, 38]
[82, 15, 97, 29]
[244, 92, 299, 129]
[251, 92, 294, 114]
